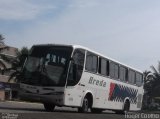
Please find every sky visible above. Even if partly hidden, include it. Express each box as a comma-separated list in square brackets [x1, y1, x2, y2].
[0, 0, 160, 71]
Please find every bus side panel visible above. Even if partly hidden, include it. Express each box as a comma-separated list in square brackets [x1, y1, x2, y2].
[80, 72, 123, 110]
[80, 72, 142, 111]
[64, 85, 84, 107]
[64, 71, 143, 111]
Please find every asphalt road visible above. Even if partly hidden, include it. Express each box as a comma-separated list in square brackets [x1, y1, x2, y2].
[0, 101, 157, 119]
[0, 101, 126, 119]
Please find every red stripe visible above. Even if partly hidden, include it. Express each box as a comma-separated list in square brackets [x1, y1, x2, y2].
[108, 82, 115, 100]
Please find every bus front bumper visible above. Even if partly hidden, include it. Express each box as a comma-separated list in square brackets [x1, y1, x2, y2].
[18, 90, 64, 106]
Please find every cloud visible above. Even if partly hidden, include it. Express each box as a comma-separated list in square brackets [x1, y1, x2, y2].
[5, 0, 160, 71]
[0, 0, 56, 20]
[69, 0, 100, 8]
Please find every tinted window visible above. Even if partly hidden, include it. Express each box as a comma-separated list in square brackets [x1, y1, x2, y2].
[109, 62, 119, 79]
[115, 64, 119, 79]
[110, 62, 115, 78]
[136, 73, 143, 86]
[85, 52, 98, 73]
[67, 49, 85, 86]
[99, 58, 109, 76]
[128, 70, 135, 84]
[22, 46, 72, 86]
[72, 49, 85, 66]
[120, 66, 127, 81]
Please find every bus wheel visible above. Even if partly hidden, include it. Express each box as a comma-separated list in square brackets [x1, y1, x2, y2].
[115, 101, 130, 114]
[115, 110, 124, 114]
[43, 103, 55, 112]
[123, 100, 130, 114]
[91, 108, 103, 113]
[78, 97, 89, 113]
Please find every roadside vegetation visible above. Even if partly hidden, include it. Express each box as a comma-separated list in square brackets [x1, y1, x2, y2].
[143, 63, 160, 111]
[0, 34, 12, 73]
[8, 47, 29, 82]
[0, 34, 29, 82]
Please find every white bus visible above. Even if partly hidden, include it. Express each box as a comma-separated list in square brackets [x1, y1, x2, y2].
[19, 44, 144, 113]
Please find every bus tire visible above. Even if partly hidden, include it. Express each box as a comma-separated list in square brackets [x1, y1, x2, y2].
[123, 100, 130, 114]
[115, 110, 124, 114]
[115, 101, 130, 114]
[78, 96, 89, 113]
[43, 103, 55, 112]
[91, 108, 103, 113]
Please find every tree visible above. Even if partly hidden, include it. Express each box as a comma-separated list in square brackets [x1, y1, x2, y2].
[8, 47, 29, 82]
[143, 70, 154, 108]
[142, 62, 160, 110]
[150, 61, 160, 97]
[0, 34, 5, 45]
[0, 34, 11, 74]
[12, 47, 29, 68]
[143, 70, 154, 93]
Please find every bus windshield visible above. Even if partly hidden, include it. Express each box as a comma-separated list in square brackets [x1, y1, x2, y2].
[21, 45, 72, 87]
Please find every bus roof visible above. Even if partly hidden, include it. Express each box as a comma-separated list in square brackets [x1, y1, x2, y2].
[33, 44, 143, 73]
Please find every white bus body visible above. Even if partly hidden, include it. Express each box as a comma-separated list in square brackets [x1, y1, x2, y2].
[19, 44, 144, 113]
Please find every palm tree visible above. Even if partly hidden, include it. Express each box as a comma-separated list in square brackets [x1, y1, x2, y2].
[0, 34, 11, 74]
[143, 70, 154, 108]
[0, 34, 5, 45]
[144, 70, 152, 83]
[143, 70, 154, 92]
[8, 47, 29, 82]
[150, 62, 160, 97]
[142, 62, 160, 110]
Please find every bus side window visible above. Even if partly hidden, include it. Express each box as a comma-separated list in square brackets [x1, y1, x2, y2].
[136, 73, 143, 87]
[110, 62, 115, 78]
[99, 58, 108, 76]
[119, 66, 128, 82]
[67, 49, 85, 86]
[120, 66, 125, 81]
[109, 62, 119, 79]
[85, 52, 98, 73]
[114, 64, 119, 79]
[128, 70, 136, 84]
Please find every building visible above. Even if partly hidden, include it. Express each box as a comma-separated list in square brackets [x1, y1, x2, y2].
[0, 45, 18, 101]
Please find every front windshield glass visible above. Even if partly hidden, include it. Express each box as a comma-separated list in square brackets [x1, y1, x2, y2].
[21, 45, 72, 86]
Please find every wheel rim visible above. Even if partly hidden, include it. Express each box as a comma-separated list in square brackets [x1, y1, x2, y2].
[84, 98, 88, 112]
[124, 102, 129, 113]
